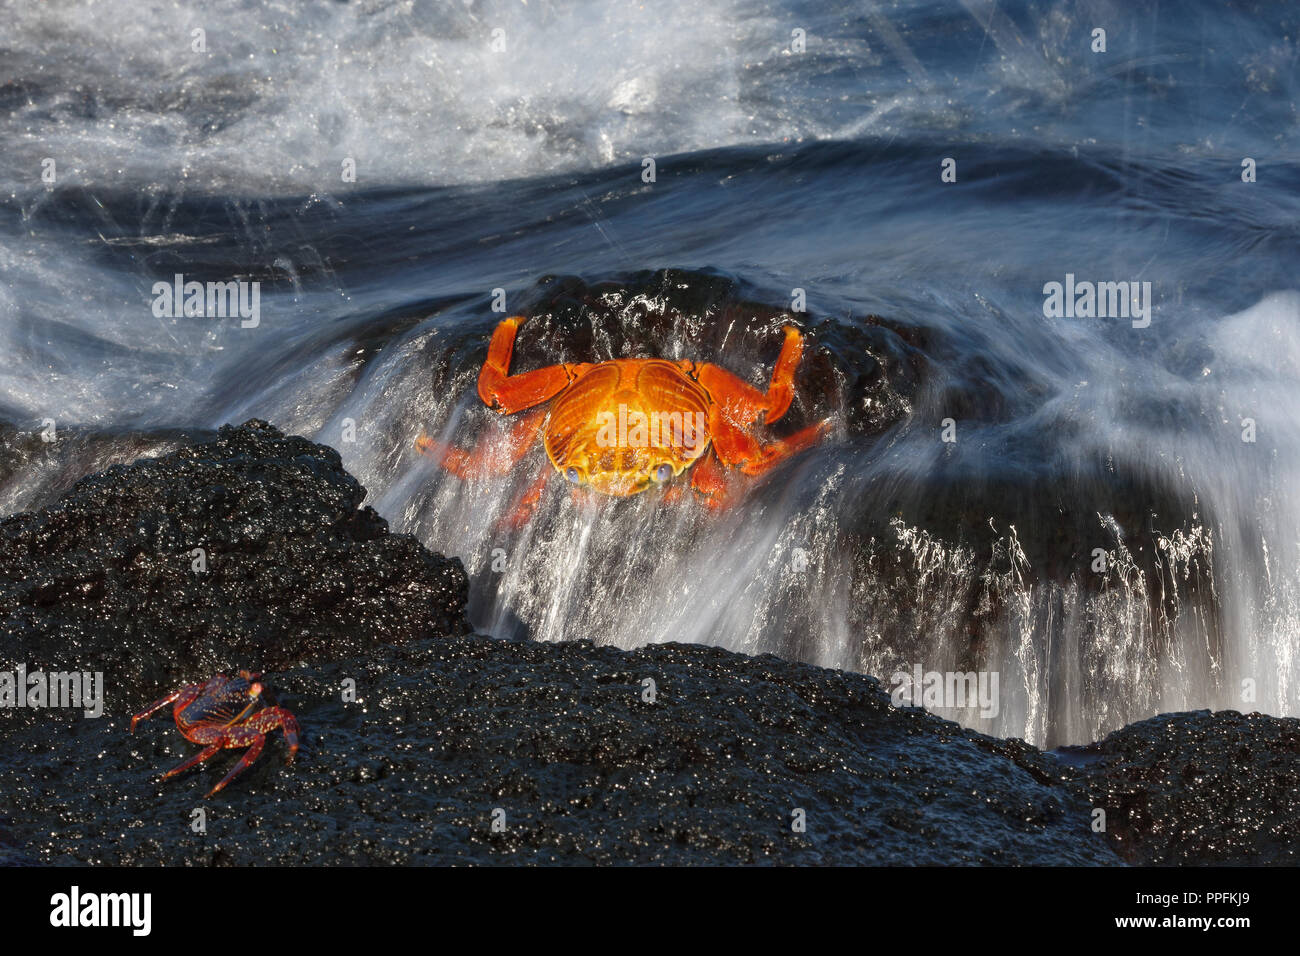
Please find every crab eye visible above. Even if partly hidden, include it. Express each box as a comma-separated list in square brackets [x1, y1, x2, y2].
[653, 463, 673, 482]
[565, 467, 581, 484]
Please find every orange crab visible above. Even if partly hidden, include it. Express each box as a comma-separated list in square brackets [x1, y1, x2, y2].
[417, 315, 829, 518]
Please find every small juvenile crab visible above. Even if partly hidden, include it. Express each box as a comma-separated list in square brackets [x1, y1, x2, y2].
[417, 315, 831, 520]
[131, 671, 300, 798]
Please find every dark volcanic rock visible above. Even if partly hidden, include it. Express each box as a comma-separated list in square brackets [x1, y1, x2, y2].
[1068, 710, 1300, 865]
[4, 636, 1120, 865]
[0, 419, 469, 685]
[0, 421, 210, 518]
[0, 420, 1291, 865]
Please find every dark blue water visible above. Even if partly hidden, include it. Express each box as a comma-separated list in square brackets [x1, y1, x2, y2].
[1, 0, 1297, 746]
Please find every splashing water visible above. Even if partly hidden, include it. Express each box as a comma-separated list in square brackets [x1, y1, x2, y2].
[2, 0, 1299, 748]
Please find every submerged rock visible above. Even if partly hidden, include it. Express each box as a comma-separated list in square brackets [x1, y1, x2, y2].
[0, 420, 1291, 865]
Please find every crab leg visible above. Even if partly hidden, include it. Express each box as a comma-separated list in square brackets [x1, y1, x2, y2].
[245, 707, 301, 762]
[695, 418, 832, 505]
[161, 743, 222, 781]
[130, 686, 193, 732]
[416, 408, 548, 479]
[690, 325, 831, 496]
[688, 450, 735, 508]
[207, 736, 265, 797]
[477, 316, 589, 414]
[205, 708, 299, 796]
[734, 420, 834, 477]
[694, 325, 805, 427]
[492, 469, 551, 533]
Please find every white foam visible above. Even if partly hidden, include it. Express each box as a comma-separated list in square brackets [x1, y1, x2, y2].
[1, 0, 810, 197]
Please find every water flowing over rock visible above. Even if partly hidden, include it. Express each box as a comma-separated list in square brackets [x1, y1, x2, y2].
[1, 422, 1292, 865]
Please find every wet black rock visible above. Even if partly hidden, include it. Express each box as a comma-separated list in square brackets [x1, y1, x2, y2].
[0, 420, 1291, 865]
[0, 421, 213, 517]
[1066, 710, 1300, 865]
[5, 635, 1120, 865]
[0, 419, 469, 687]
